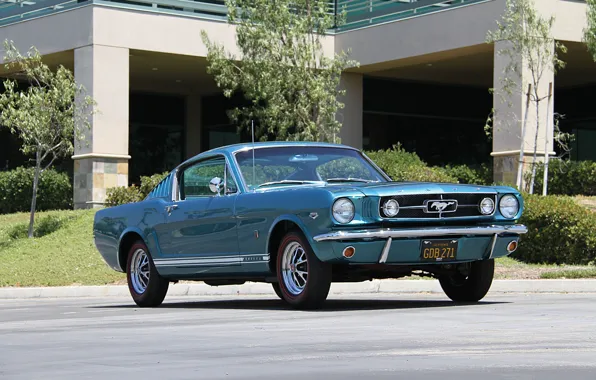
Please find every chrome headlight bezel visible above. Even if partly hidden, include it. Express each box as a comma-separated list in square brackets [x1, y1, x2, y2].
[499, 194, 520, 219]
[479, 197, 496, 215]
[332, 198, 355, 224]
[381, 199, 400, 217]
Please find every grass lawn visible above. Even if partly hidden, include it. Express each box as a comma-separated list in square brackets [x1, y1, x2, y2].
[0, 208, 595, 287]
[0, 209, 125, 287]
[495, 256, 595, 279]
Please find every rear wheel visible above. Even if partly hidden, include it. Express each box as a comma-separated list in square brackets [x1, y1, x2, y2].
[276, 230, 332, 309]
[126, 241, 169, 307]
[271, 282, 284, 300]
[439, 259, 495, 302]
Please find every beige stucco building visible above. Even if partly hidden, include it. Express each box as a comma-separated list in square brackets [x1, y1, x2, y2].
[1, 0, 595, 208]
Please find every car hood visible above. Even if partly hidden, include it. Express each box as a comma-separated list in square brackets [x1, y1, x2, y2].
[326, 181, 499, 197]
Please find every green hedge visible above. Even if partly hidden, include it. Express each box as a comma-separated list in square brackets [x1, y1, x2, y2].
[364, 145, 494, 185]
[0, 166, 72, 214]
[365, 145, 458, 183]
[442, 163, 493, 186]
[514, 194, 596, 265]
[105, 172, 168, 207]
[530, 159, 596, 196]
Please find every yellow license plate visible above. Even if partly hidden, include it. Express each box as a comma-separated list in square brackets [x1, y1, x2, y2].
[420, 239, 458, 262]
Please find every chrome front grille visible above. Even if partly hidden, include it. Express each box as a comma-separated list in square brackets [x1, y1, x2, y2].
[379, 193, 497, 219]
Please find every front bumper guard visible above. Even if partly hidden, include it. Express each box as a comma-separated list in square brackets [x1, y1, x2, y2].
[312, 224, 528, 263]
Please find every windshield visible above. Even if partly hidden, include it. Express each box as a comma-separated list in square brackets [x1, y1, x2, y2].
[234, 146, 388, 190]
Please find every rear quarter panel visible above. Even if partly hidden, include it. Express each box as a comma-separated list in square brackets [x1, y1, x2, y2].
[93, 198, 167, 272]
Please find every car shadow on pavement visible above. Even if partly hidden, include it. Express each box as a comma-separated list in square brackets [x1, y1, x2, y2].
[89, 298, 509, 312]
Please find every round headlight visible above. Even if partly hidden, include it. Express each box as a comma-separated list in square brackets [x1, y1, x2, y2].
[499, 194, 519, 219]
[479, 197, 495, 215]
[382, 199, 399, 217]
[332, 198, 355, 224]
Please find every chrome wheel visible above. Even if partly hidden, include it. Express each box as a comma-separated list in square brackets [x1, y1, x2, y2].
[130, 248, 150, 294]
[281, 241, 308, 296]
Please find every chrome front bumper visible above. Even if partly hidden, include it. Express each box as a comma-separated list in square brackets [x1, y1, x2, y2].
[313, 224, 528, 242]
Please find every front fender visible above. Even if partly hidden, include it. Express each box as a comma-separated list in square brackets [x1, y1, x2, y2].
[266, 214, 330, 261]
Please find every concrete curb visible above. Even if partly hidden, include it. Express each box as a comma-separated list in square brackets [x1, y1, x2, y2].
[1, 279, 596, 299]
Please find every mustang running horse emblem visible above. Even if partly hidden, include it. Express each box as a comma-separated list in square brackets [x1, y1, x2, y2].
[430, 201, 455, 212]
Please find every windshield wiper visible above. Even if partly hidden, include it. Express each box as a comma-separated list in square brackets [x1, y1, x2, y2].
[326, 178, 375, 183]
[257, 180, 324, 188]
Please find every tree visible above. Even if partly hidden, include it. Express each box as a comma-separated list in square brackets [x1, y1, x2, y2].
[583, 0, 596, 61]
[486, 0, 566, 194]
[201, 0, 358, 143]
[0, 40, 96, 238]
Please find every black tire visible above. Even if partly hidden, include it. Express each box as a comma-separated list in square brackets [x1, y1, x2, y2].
[276, 230, 332, 309]
[271, 282, 284, 300]
[439, 259, 495, 302]
[126, 240, 169, 307]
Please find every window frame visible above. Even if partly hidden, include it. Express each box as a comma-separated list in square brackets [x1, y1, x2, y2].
[173, 154, 240, 202]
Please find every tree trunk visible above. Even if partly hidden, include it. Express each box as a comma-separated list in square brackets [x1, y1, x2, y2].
[542, 83, 553, 196]
[516, 84, 532, 191]
[529, 95, 541, 194]
[28, 149, 41, 238]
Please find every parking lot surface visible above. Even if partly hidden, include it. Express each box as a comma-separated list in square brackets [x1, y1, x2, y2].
[1, 292, 595, 379]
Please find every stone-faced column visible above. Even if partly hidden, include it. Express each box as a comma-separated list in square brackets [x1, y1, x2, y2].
[73, 45, 130, 209]
[338, 72, 363, 150]
[491, 40, 555, 187]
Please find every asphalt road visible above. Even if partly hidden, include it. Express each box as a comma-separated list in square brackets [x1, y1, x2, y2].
[1, 292, 595, 379]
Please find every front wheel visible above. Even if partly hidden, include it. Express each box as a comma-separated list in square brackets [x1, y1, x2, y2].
[126, 240, 169, 307]
[439, 259, 495, 302]
[276, 230, 332, 309]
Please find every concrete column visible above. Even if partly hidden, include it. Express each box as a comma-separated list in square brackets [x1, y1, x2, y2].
[491, 40, 555, 187]
[185, 94, 202, 159]
[338, 72, 363, 149]
[72, 45, 130, 209]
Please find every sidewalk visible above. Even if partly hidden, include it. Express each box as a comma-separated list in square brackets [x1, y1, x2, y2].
[1, 279, 595, 299]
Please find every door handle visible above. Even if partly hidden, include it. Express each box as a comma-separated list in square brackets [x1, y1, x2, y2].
[166, 204, 179, 214]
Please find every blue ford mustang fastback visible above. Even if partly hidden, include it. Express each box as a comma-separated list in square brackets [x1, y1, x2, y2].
[93, 142, 527, 309]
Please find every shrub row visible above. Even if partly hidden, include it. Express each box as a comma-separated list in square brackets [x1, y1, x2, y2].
[365, 144, 458, 183]
[105, 172, 169, 207]
[364, 144, 493, 185]
[442, 163, 493, 186]
[529, 159, 596, 196]
[0, 166, 72, 214]
[514, 193, 596, 265]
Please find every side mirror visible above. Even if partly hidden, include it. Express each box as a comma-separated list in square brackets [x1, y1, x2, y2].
[209, 177, 223, 195]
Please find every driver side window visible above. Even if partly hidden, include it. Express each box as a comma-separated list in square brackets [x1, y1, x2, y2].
[180, 156, 238, 199]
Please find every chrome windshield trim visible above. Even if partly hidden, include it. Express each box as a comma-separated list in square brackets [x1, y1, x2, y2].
[231, 146, 390, 192]
[313, 225, 528, 242]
